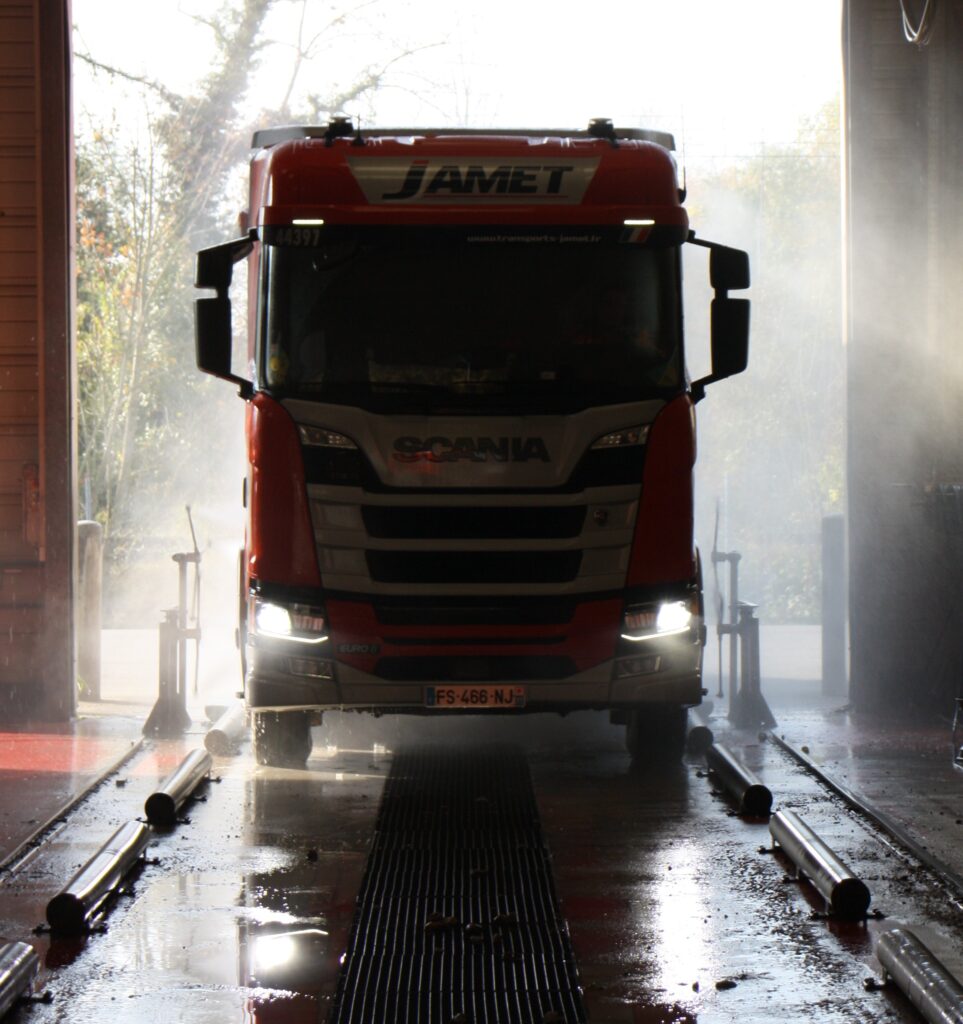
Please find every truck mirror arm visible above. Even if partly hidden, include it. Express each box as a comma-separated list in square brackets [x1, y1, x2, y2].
[195, 236, 254, 295]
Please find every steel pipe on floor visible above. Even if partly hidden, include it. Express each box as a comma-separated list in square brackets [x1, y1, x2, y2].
[686, 717, 714, 755]
[144, 749, 212, 827]
[770, 809, 871, 919]
[205, 702, 247, 757]
[45, 821, 151, 936]
[705, 743, 772, 816]
[0, 942, 39, 1019]
[876, 928, 963, 1024]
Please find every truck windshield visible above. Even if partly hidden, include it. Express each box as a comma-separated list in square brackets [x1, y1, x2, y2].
[259, 234, 682, 413]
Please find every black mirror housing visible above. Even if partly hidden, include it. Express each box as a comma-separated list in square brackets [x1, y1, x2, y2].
[691, 297, 750, 402]
[194, 237, 254, 395]
[195, 297, 233, 378]
[709, 246, 750, 292]
[710, 297, 750, 377]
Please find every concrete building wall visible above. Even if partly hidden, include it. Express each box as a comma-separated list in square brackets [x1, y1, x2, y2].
[0, 0, 74, 719]
[845, 0, 963, 714]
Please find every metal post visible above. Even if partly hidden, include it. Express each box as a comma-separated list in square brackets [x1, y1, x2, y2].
[728, 553, 740, 699]
[821, 514, 847, 696]
[176, 554, 188, 709]
[728, 604, 776, 730]
[143, 522, 201, 737]
[76, 521, 103, 700]
[143, 610, 191, 737]
[172, 550, 201, 704]
[712, 547, 742, 699]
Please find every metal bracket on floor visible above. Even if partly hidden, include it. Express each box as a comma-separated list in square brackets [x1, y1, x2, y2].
[711, 543, 741, 698]
[144, 510, 201, 738]
[724, 602, 776, 730]
[143, 609, 194, 737]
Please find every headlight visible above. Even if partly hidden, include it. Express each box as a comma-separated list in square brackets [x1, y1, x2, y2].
[256, 601, 292, 636]
[251, 597, 329, 644]
[655, 600, 692, 634]
[621, 599, 694, 641]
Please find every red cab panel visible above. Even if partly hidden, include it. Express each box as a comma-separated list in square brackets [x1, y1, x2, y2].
[248, 394, 321, 587]
[626, 395, 697, 587]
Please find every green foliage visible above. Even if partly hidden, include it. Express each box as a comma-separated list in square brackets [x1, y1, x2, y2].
[75, 0, 434, 622]
[693, 101, 844, 622]
[76, 119, 235, 617]
[74, 2, 276, 619]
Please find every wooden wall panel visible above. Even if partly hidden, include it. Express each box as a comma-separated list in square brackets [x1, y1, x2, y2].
[0, 0, 74, 720]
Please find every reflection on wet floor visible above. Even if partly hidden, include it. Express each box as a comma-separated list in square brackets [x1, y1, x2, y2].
[0, 691, 960, 1022]
[0, 719, 142, 861]
[527, 725, 944, 1024]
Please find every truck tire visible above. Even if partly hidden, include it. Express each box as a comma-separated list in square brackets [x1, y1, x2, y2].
[252, 710, 314, 768]
[625, 705, 688, 763]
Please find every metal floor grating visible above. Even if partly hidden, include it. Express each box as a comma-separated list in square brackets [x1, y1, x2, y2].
[329, 747, 586, 1024]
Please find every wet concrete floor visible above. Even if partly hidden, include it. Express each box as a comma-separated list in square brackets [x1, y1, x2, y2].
[0, 699, 960, 1023]
[0, 718, 142, 864]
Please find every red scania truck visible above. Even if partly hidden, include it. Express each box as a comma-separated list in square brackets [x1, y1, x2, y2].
[195, 118, 750, 767]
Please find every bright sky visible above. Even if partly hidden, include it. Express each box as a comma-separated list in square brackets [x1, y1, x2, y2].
[72, 0, 842, 168]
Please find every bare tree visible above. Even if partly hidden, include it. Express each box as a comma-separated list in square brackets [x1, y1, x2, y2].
[74, 0, 441, 609]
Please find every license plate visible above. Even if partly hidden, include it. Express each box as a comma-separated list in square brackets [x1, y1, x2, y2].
[425, 685, 526, 709]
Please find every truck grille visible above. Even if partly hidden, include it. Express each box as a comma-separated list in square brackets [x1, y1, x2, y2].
[373, 655, 576, 681]
[361, 505, 586, 539]
[366, 550, 582, 585]
[373, 596, 578, 626]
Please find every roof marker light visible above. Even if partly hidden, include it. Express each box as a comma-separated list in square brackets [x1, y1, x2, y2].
[624, 219, 655, 226]
[292, 218, 325, 226]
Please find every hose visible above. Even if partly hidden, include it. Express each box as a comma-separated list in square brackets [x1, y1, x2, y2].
[900, 0, 936, 46]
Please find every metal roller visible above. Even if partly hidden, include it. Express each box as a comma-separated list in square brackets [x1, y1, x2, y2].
[205, 702, 247, 757]
[686, 722, 714, 755]
[45, 820, 151, 936]
[770, 809, 871, 919]
[144, 749, 213, 827]
[705, 742, 772, 816]
[0, 941, 39, 1019]
[876, 928, 963, 1024]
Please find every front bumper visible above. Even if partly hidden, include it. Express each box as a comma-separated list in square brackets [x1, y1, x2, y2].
[244, 633, 704, 712]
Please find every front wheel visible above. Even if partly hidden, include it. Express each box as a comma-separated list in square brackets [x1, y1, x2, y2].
[625, 705, 688, 764]
[252, 710, 314, 768]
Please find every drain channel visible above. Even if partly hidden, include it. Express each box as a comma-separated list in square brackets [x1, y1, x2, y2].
[329, 747, 586, 1024]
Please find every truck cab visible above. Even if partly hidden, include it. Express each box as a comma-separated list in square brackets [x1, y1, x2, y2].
[195, 118, 750, 767]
